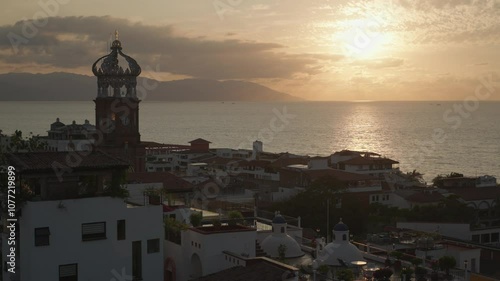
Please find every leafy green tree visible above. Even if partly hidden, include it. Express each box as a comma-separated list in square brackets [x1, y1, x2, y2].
[227, 210, 244, 226]
[337, 268, 354, 281]
[373, 268, 393, 281]
[317, 264, 330, 275]
[190, 212, 203, 227]
[277, 244, 287, 261]
[439, 256, 456, 277]
[432, 172, 464, 187]
[1, 130, 47, 153]
[271, 175, 346, 237]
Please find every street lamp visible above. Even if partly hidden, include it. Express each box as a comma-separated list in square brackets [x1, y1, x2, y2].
[464, 260, 468, 281]
[312, 259, 319, 281]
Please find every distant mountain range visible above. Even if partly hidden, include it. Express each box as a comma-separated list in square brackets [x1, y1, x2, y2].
[0, 72, 302, 101]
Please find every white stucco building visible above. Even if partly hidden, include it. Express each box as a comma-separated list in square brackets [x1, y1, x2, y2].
[46, 118, 95, 152]
[164, 224, 257, 281]
[8, 197, 163, 281]
[2, 151, 164, 281]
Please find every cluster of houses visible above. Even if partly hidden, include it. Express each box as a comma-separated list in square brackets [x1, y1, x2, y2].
[1, 36, 500, 281]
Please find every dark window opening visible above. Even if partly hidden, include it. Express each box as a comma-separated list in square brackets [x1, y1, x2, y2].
[471, 234, 480, 242]
[491, 233, 499, 243]
[35, 227, 50, 246]
[132, 241, 142, 279]
[147, 238, 160, 254]
[117, 220, 126, 240]
[82, 222, 106, 241]
[59, 263, 78, 281]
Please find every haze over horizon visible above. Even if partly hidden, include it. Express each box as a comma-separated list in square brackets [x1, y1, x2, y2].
[1, 0, 500, 101]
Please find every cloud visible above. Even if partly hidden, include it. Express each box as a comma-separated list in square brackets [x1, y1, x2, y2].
[352, 57, 404, 69]
[251, 4, 270, 11]
[0, 16, 340, 79]
[395, 0, 497, 11]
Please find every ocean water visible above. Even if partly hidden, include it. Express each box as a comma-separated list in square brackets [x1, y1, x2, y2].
[1, 101, 499, 182]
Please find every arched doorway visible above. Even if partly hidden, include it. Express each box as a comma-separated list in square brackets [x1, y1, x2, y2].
[191, 253, 202, 278]
[164, 258, 176, 281]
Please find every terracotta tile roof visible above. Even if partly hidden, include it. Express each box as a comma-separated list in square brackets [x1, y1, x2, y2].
[332, 150, 380, 156]
[6, 151, 129, 173]
[405, 191, 445, 203]
[270, 156, 308, 169]
[240, 160, 271, 168]
[127, 172, 193, 193]
[450, 187, 500, 201]
[142, 141, 190, 149]
[202, 156, 241, 166]
[189, 138, 212, 144]
[190, 154, 217, 162]
[339, 155, 399, 165]
[303, 168, 379, 182]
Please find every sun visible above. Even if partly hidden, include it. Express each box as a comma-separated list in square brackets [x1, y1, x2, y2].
[335, 17, 392, 59]
[332, 3, 395, 59]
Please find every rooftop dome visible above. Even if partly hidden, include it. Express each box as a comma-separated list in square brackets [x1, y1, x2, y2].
[261, 212, 304, 258]
[333, 218, 349, 231]
[272, 214, 286, 224]
[318, 219, 364, 266]
[92, 31, 141, 98]
[319, 240, 364, 266]
[261, 234, 304, 258]
[50, 118, 65, 130]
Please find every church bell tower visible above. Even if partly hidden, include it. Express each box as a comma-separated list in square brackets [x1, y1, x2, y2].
[92, 31, 141, 146]
[92, 31, 144, 171]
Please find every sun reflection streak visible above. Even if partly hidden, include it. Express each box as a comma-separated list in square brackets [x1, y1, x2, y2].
[331, 103, 385, 153]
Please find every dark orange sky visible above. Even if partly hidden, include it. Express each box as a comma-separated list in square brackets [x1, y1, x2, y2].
[1, 0, 499, 100]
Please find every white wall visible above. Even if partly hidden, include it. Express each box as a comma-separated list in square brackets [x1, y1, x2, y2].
[46, 139, 94, 152]
[416, 246, 481, 273]
[165, 227, 257, 280]
[308, 158, 329, 170]
[126, 183, 163, 206]
[10, 197, 163, 281]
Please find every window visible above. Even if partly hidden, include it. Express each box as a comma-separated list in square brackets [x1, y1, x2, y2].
[481, 233, 490, 243]
[491, 232, 499, 243]
[117, 220, 126, 240]
[343, 234, 347, 241]
[59, 263, 78, 281]
[34, 227, 50, 246]
[147, 238, 160, 253]
[281, 227, 285, 233]
[471, 234, 480, 242]
[82, 222, 106, 241]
